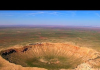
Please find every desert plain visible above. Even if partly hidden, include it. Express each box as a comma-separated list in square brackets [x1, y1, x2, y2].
[0, 26, 100, 70]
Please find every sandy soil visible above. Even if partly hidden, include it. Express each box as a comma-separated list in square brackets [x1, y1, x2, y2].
[0, 42, 100, 70]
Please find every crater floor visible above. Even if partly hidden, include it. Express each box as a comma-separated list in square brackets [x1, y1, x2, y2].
[0, 42, 100, 70]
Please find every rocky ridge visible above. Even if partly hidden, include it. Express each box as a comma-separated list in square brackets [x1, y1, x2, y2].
[0, 42, 100, 70]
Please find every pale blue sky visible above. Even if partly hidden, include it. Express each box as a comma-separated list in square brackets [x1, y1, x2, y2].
[0, 10, 100, 26]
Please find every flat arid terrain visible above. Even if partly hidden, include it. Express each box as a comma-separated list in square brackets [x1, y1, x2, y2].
[1, 26, 100, 70]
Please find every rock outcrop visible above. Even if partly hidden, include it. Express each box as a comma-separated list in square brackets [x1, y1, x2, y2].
[0, 42, 100, 70]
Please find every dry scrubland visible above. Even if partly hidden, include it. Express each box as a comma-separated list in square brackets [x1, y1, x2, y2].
[0, 26, 100, 70]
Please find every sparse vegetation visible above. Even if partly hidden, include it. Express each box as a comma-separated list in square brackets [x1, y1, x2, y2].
[1, 26, 100, 70]
[0, 42, 99, 70]
[0, 26, 100, 51]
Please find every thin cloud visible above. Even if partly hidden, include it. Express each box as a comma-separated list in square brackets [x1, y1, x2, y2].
[6, 15, 13, 16]
[29, 11, 60, 16]
[47, 11, 67, 16]
[38, 12, 45, 14]
[71, 11, 76, 17]
[95, 13, 100, 17]
[0, 13, 13, 16]
[29, 12, 45, 16]
[48, 12, 58, 15]
[28, 11, 76, 16]
[66, 11, 76, 17]
[72, 12, 76, 17]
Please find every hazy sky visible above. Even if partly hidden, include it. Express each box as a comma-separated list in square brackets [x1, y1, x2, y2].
[0, 10, 100, 26]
